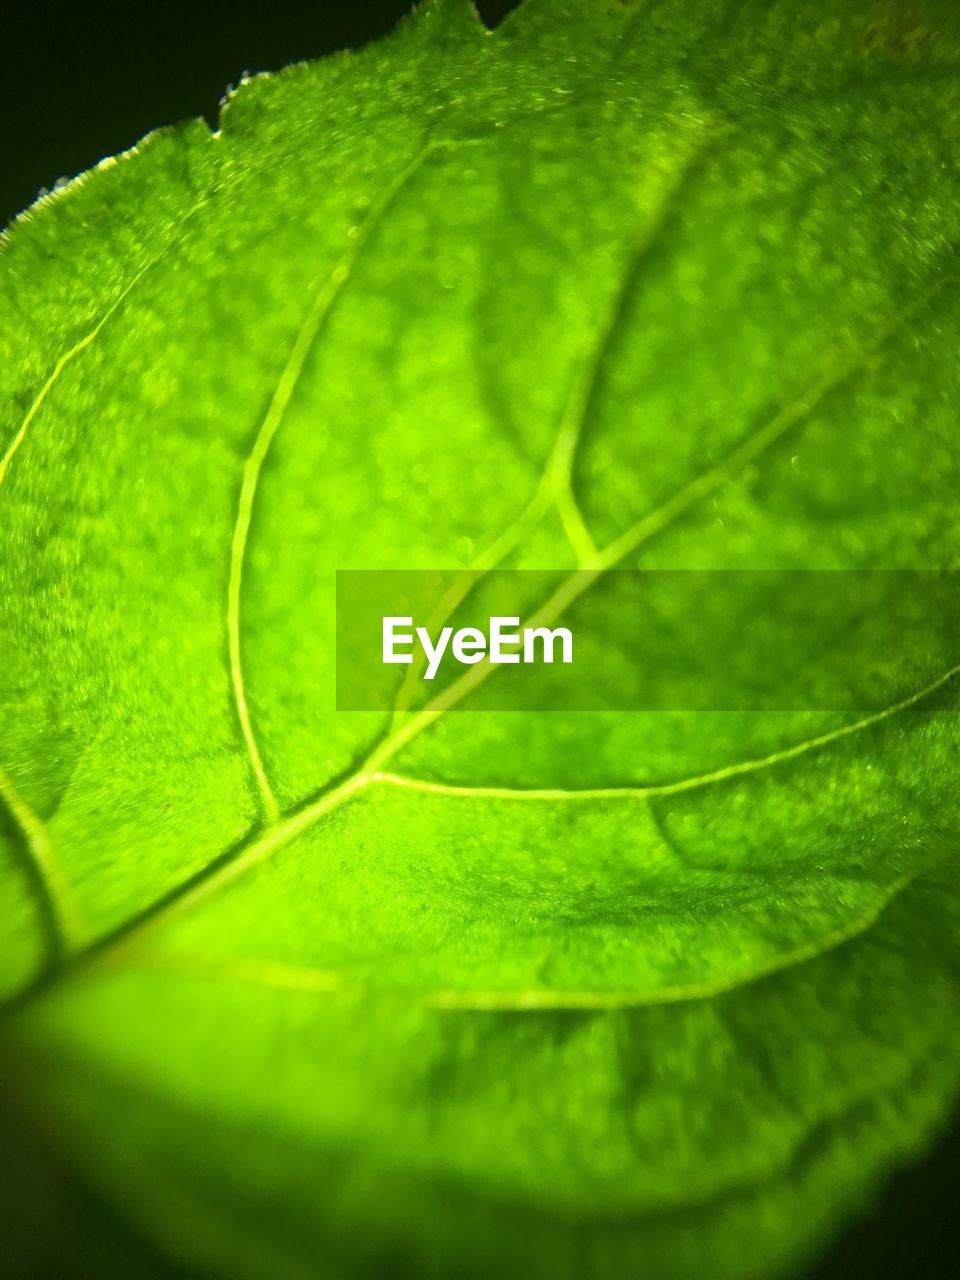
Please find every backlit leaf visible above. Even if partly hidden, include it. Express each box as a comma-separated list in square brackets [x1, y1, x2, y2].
[2, 2, 960, 1277]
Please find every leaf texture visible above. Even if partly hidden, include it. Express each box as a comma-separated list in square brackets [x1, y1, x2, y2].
[2, 2, 960, 1277]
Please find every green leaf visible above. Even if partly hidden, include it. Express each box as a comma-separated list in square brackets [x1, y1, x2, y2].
[2, 1, 960, 1277]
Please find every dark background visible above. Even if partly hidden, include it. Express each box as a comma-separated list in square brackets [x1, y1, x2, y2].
[0, 0, 520, 228]
[0, 2, 956, 1277]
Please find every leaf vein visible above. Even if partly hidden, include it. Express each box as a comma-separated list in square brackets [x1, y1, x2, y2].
[372, 660, 960, 803]
[226, 142, 437, 820]
[117, 870, 913, 1012]
[0, 762, 85, 955]
[0, 234, 191, 487]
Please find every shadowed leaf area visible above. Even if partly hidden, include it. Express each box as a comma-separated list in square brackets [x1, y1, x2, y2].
[1, 1, 959, 1277]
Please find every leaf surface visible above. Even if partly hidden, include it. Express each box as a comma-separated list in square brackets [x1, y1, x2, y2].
[2, 2, 960, 1277]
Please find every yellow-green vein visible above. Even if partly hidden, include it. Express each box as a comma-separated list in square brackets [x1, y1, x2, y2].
[118, 872, 913, 1012]
[0, 762, 85, 951]
[372, 659, 960, 803]
[226, 142, 437, 822]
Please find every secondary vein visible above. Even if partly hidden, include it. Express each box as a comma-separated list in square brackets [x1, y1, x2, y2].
[390, 126, 716, 716]
[0, 208, 214, 958]
[226, 143, 436, 823]
[372, 660, 960, 802]
[0, 762, 86, 952]
[118, 871, 912, 1012]
[372, 273, 950, 770]
[0, 229, 193, 487]
[545, 126, 719, 564]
